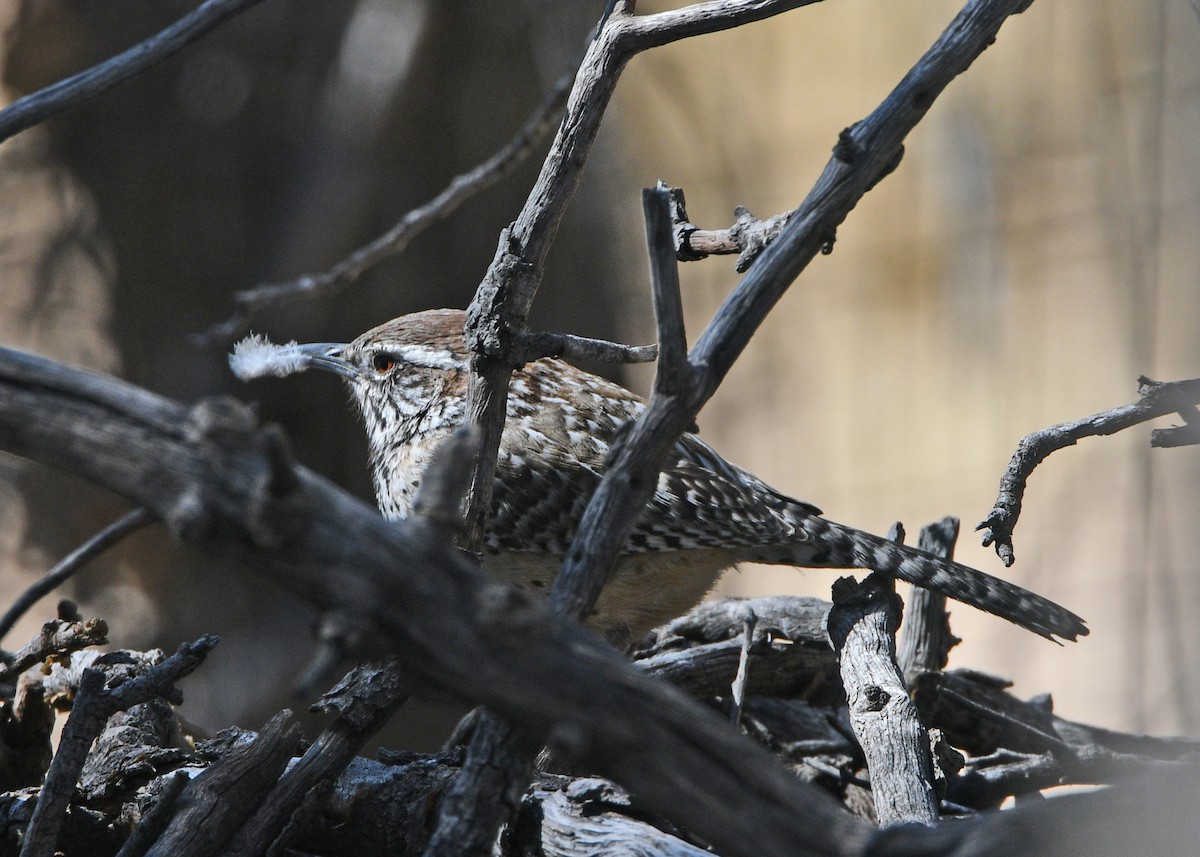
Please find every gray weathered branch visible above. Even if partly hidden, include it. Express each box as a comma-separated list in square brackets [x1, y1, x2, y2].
[978, 376, 1200, 566]
[828, 568, 939, 827]
[897, 518, 962, 684]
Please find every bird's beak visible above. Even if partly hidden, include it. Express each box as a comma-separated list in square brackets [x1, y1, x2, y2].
[296, 343, 360, 380]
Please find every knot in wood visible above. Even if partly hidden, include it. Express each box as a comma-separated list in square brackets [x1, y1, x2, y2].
[833, 126, 862, 164]
[862, 684, 891, 712]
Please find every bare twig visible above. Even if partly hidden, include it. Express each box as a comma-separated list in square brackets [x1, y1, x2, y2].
[0, 0, 267, 147]
[460, 0, 828, 562]
[550, 0, 1035, 646]
[434, 9, 845, 848]
[195, 71, 576, 345]
[0, 507, 152, 644]
[621, 0, 828, 47]
[978, 376, 1200, 566]
[668, 185, 794, 272]
[0, 616, 109, 685]
[645, 183, 693, 395]
[730, 609, 757, 728]
[514, 330, 658, 366]
[446, 1, 1042, 847]
[635, 596, 840, 704]
[20, 636, 218, 857]
[547, 185, 692, 621]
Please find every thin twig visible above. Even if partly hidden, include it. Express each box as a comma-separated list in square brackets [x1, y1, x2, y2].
[0, 617, 109, 685]
[729, 610, 758, 728]
[515, 330, 658, 366]
[0, 508, 152, 644]
[0, 0, 267, 147]
[668, 185, 794, 272]
[978, 376, 1200, 566]
[195, 71, 575, 345]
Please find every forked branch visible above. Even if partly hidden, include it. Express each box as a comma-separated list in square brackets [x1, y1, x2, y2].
[978, 376, 1200, 566]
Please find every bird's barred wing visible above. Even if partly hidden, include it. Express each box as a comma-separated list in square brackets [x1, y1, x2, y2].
[485, 378, 818, 555]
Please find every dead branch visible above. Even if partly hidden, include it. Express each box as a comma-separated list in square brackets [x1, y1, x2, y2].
[0, 0, 267, 147]
[0, 508, 151, 645]
[20, 637, 217, 857]
[2, 592, 1195, 852]
[196, 71, 576, 345]
[828, 569, 939, 827]
[897, 518, 962, 684]
[0, 617, 109, 686]
[0, 347, 872, 857]
[978, 376, 1200, 566]
[667, 185, 795, 272]
[513, 330, 658, 366]
[142, 711, 302, 857]
[460, 0, 829, 556]
[447, 0, 1049, 844]
[221, 662, 413, 856]
[633, 596, 841, 704]
[549, 0, 1038, 663]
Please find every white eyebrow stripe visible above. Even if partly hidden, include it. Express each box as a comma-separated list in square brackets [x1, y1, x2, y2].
[392, 345, 467, 371]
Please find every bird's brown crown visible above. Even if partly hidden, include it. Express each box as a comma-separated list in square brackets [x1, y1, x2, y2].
[347, 309, 470, 367]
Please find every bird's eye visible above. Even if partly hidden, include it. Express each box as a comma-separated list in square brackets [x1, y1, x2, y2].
[372, 353, 397, 374]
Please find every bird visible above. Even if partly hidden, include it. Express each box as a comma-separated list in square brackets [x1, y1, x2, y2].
[242, 308, 1087, 645]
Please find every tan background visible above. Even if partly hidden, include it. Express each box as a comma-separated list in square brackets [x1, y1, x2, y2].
[1, 0, 1196, 743]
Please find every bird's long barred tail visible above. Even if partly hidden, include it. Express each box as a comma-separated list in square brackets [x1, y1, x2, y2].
[798, 517, 1089, 641]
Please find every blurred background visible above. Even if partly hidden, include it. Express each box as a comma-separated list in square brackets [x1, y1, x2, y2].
[0, 0, 1196, 749]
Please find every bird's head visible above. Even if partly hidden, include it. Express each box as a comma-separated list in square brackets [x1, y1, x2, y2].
[230, 308, 471, 441]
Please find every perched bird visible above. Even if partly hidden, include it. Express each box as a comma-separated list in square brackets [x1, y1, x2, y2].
[231, 309, 1087, 644]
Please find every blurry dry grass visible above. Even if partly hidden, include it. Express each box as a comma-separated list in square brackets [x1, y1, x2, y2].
[612, 0, 1200, 734]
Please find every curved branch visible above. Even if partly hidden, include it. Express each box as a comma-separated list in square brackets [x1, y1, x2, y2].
[0, 0, 268, 147]
[195, 72, 576, 345]
[0, 347, 870, 857]
[978, 376, 1200, 566]
[0, 508, 153, 644]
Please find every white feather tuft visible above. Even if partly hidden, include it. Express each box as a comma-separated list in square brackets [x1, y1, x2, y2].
[228, 334, 311, 380]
